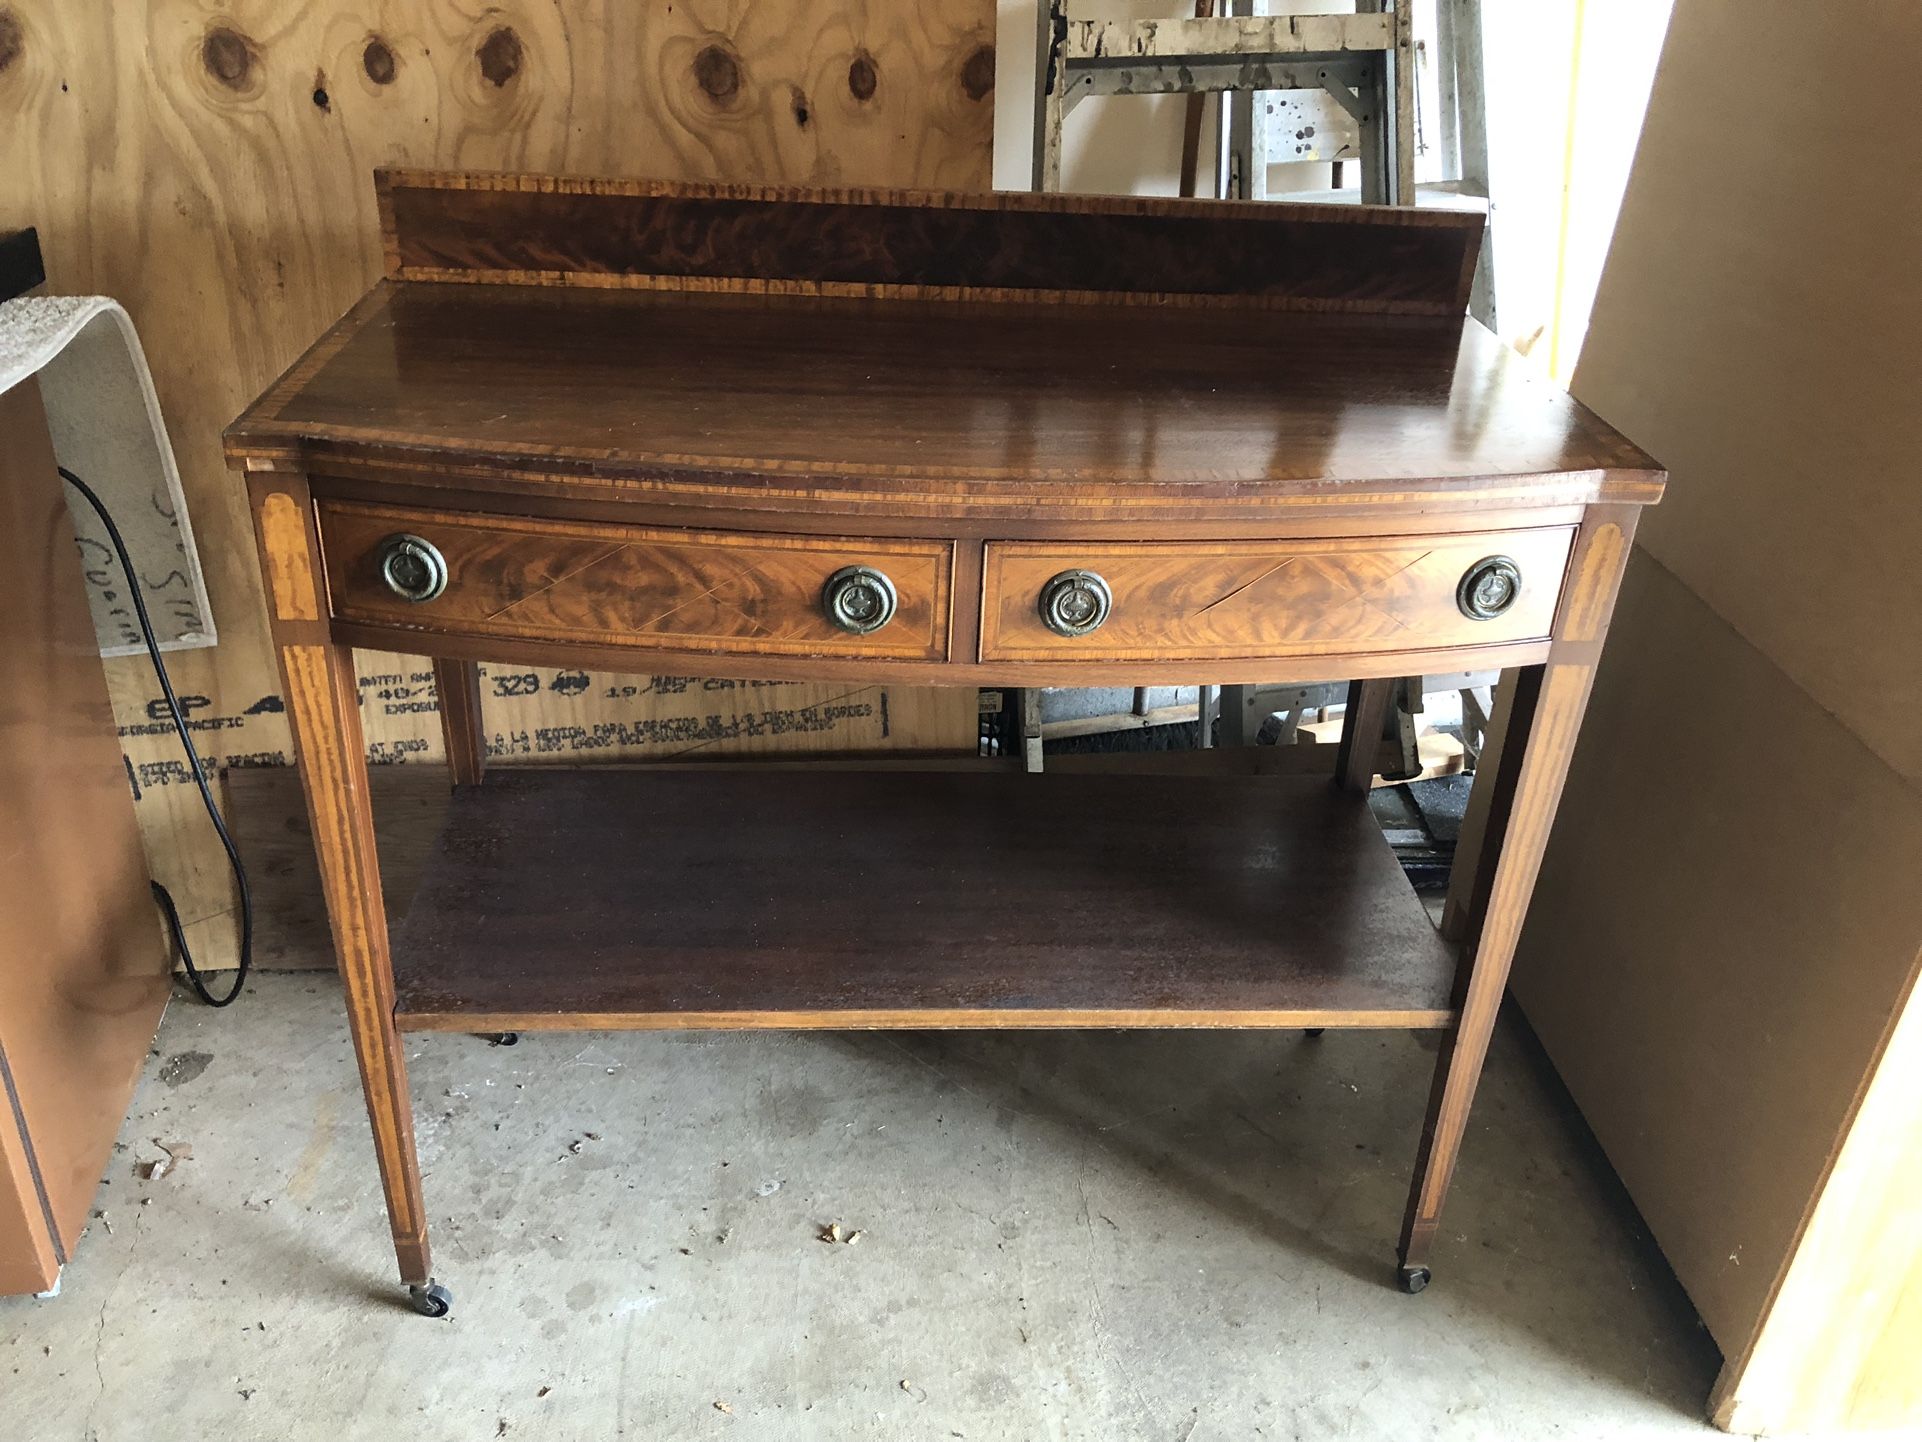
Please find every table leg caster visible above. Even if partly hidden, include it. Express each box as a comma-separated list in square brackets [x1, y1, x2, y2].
[1395, 1264, 1431, 1295]
[487, 1032, 519, 1046]
[409, 1281, 454, 1317]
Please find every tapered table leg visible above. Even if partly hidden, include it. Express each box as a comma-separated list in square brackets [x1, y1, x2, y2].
[1396, 507, 1637, 1290]
[249, 476, 439, 1309]
[1334, 677, 1395, 792]
[1440, 673, 1521, 944]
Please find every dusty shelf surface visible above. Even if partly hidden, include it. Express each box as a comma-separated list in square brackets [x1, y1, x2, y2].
[390, 768, 1458, 1032]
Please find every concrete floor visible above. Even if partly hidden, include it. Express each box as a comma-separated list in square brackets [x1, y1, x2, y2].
[5, 973, 1727, 1441]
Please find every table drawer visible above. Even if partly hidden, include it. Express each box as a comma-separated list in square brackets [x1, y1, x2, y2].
[979, 529, 1574, 663]
[318, 502, 951, 662]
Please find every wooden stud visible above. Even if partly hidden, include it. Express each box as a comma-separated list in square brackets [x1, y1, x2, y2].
[1033, 0, 1063, 192]
[1176, 0, 1217, 199]
[1389, 0, 1417, 205]
[1062, 12, 1393, 62]
[1353, 1, 1389, 205]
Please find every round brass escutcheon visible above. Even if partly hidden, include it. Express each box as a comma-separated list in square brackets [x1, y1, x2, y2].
[1039, 569, 1113, 638]
[822, 565, 898, 634]
[1457, 555, 1522, 621]
[376, 533, 449, 603]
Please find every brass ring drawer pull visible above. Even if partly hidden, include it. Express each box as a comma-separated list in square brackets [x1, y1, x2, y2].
[822, 565, 898, 634]
[376, 533, 449, 603]
[1457, 555, 1522, 620]
[1039, 569, 1113, 637]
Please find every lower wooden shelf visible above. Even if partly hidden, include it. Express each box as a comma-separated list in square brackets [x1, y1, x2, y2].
[389, 768, 1460, 1032]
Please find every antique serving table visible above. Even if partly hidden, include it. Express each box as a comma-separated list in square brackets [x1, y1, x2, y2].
[227, 171, 1663, 1317]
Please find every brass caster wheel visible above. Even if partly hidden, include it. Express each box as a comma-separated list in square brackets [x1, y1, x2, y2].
[409, 1281, 454, 1318]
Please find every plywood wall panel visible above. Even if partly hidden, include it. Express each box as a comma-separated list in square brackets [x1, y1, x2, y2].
[0, 1, 993, 971]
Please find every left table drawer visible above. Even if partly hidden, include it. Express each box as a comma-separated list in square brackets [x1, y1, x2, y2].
[317, 502, 952, 663]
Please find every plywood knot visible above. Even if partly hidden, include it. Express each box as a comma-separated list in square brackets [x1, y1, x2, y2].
[960, 43, 995, 102]
[847, 50, 878, 102]
[692, 42, 741, 104]
[311, 68, 331, 112]
[362, 36, 398, 86]
[790, 85, 811, 128]
[201, 24, 257, 90]
[0, 8, 23, 76]
[476, 25, 522, 87]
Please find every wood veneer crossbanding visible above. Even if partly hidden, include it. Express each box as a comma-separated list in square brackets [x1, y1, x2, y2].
[376, 169, 1484, 313]
[389, 769, 1459, 1032]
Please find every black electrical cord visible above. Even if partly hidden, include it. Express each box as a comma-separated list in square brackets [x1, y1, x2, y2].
[59, 465, 251, 1007]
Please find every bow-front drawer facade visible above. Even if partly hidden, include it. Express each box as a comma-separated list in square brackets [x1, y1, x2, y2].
[317, 501, 1574, 675]
[978, 531, 1572, 664]
[318, 502, 953, 664]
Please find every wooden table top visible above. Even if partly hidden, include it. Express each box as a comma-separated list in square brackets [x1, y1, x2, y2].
[229, 280, 1662, 508]
[227, 171, 1663, 520]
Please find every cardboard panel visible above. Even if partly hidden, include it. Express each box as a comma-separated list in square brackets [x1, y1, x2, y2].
[1570, 0, 1922, 786]
[1512, 550, 1922, 1361]
[1714, 942, 1922, 1433]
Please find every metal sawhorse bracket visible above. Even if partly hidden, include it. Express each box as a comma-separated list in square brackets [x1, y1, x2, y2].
[1032, 0, 1417, 205]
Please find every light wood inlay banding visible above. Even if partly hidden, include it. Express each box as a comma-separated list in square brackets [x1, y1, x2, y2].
[276, 637, 429, 1283]
[1561, 521, 1626, 642]
[261, 492, 321, 621]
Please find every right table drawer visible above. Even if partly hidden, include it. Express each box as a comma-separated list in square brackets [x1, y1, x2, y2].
[979, 528, 1574, 663]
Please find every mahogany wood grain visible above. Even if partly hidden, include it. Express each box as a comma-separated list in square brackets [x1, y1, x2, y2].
[225, 284, 1664, 516]
[319, 502, 952, 665]
[389, 770, 1459, 1032]
[978, 530, 1572, 664]
[249, 476, 432, 1288]
[431, 658, 486, 787]
[377, 170, 1483, 315]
